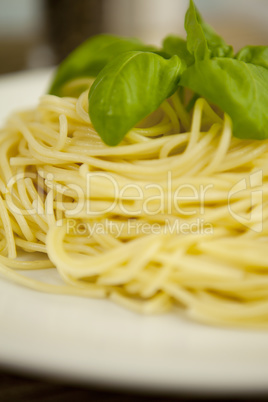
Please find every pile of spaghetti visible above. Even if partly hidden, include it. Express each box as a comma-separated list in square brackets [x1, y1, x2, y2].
[0, 78, 268, 328]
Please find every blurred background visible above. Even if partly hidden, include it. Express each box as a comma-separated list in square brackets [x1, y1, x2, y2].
[0, 0, 267, 76]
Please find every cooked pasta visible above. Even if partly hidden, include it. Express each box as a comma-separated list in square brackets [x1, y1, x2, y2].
[0, 78, 268, 328]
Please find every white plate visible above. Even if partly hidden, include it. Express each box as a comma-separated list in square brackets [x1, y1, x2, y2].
[0, 69, 268, 395]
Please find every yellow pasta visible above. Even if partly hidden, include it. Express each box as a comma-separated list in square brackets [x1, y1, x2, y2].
[0, 80, 268, 328]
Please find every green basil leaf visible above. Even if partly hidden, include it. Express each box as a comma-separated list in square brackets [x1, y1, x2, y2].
[162, 35, 195, 67]
[185, 0, 232, 61]
[195, 7, 233, 58]
[88, 51, 183, 146]
[235, 46, 268, 69]
[48, 34, 156, 96]
[185, 0, 210, 61]
[180, 58, 268, 140]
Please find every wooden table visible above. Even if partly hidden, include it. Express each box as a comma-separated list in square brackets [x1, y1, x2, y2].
[1, 367, 268, 401]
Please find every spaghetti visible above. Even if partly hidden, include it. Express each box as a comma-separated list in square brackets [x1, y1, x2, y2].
[0, 78, 268, 327]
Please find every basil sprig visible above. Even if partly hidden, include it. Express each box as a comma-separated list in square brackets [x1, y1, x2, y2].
[191, 2, 233, 58]
[89, 52, 182, 146]
[235, 46, 268, 70]
[164, 0, 268, 140]
[162, 36, 194, 68]
[181, 59, 268, 140]
[49, 0, 268, 145]
[49, 34, 157, 96]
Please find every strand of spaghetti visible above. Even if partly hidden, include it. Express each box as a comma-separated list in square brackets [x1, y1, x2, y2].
[170, 91, 191, 130]
[0, 253, 54, 269]
[97, 237, 163, 285]
[76, 90, 91, 123]
[0, 135, 21, 182]
[160, 100, 180, 132]
[133, 118, 172, 138]
[110, 290, 171, 314]
[201, 114, 232, 175]
[5, 193, 36, 242]
[55, 114, 68, 150]
[0, 195, 16, 258]
[0, 261, 106, 297]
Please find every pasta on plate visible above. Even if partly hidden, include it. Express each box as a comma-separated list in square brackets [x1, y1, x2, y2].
[0, 77, 268, 328]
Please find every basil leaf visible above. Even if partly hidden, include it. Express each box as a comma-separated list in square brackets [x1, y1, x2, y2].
[49, 34, 156, 96]
[236, 46, 268, 70]
[195, 7, 233, 58]
[185, 0, 210, 61]
[162, 35, 195, 67]
[185, 0, 232, 61]
[89, 51, 183, 146]
[180, 58, 268, 140]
